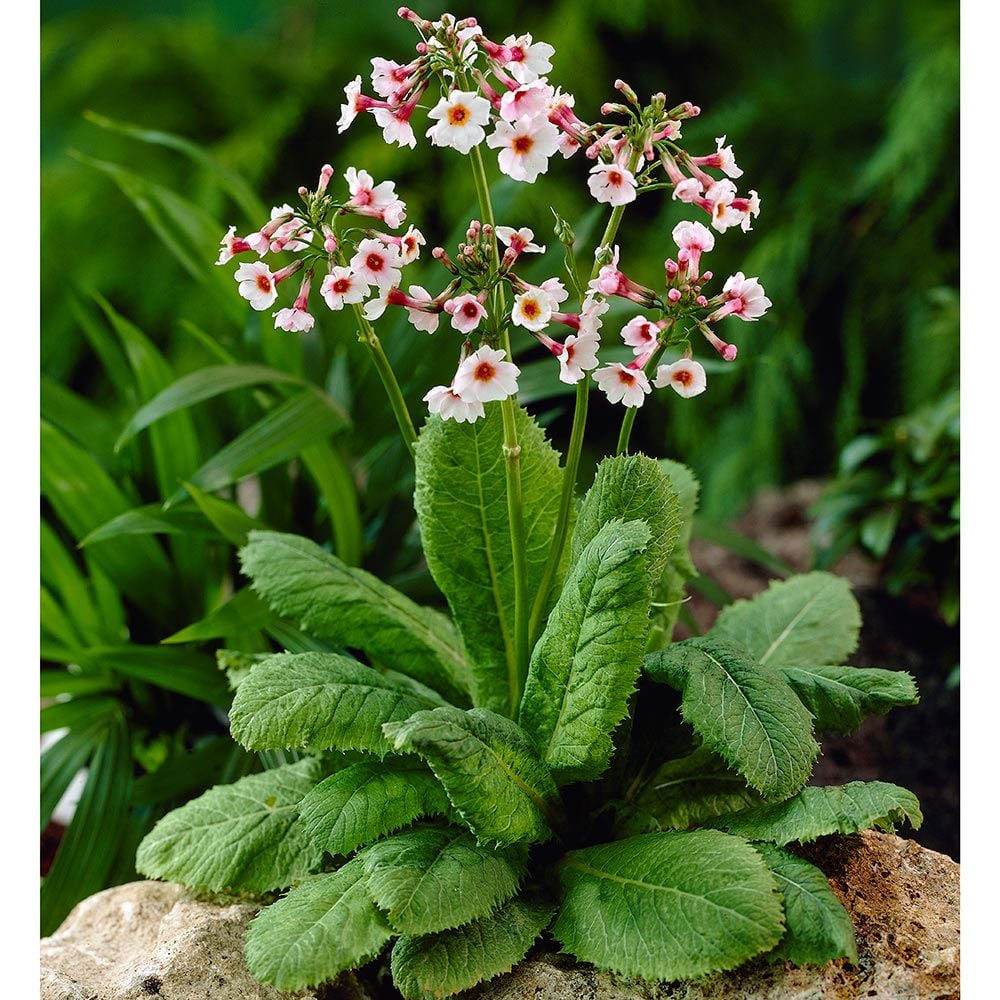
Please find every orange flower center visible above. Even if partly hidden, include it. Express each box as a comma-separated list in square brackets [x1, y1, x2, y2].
[674, 369, 692, 386]
[513, 135, 534, 154]
[618, 369, 636, 386]
[607, 170, 622, 186]
[474, 362, 495, 381]
[448, 105, 470, 125]
[521, 300, 540, 319]
[256, 275, 272, 293]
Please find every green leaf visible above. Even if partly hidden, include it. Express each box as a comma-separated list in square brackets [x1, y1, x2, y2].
[169, 390, 349, 505]
[299, 758, 449, 857]
[136, 759, 323, 892]
[414, 407, 563, 715]
[707, 782, 922, 844]
[130, 737, 250, 806]
[755, 844, 858, 965]
[361, 826, 528, 934]
[383, 707, 561, 847]
[552, 830, 784, 980]
[780, 664, 919, 733]
[300, 443, 363, 567]
[79, 505, 216, 546]
[184, 479, 265, 547]
[712, 572, 861, 668]
[630, 745, 766, 833]
[162, 587, 274, 644]
[519, 520, 653, 784]
[391, 897, 554, 999]
[40, 375, 119, 467]
[240, 532, 470, 705]
[245, 858, 393, 990]
[230, 652, 440, 755]
[571, 455, 681, 583]
[40, 522, 103, 643]
[645, 636, 819, 799]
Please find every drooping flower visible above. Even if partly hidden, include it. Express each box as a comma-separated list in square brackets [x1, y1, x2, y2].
[426, 90, 492, 153]
[593, 362, 652, 407]
[349, 238, 404, 291]
[620, 315, 660, 355]
[713, 272, 772, 321]
[587, 162, 637, 206]
[404, 285, 440, 333]
[654, 358, 707, 397]
[453, 346, 520, 403]
[372, 106, 417, 148]
[234, 262, 278, 311]
[487, 115, 560, 182]
[424, 384, 484, 423]
[511, 287, 556, 332]
[444, 293, 488, 333]
[672, 220, 716, 278]
[273, 270, 315, 332]
[320, 267, 370, 310]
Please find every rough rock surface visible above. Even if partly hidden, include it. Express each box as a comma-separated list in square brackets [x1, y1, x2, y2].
[466, 831, 959, 1000]
[39, 880, 374, 1000]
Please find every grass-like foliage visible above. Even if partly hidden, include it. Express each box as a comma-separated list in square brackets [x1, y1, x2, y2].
[138, 426, 921, 994]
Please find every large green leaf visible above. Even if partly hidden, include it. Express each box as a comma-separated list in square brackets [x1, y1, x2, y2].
[383, 707, 561, 847]
[135, 759, 323, 892]
[645, 636, 819, 799]
[706, 781, 923, 844]
[780, 664, 919, 733]
[519, 519, 652, 784]
[361, 826, 527, 934]
[570, 455, 681, 582]
[712, 572, 861, 667]
[245, 859, 393, 990]
[414, 407, 563, 715]
[299, 758, 449, 857]
[230, 652, 440, 755]
[391, 897, 554, 999]
[240, 532, 470, 705]
[552, 830, 784, 980]
[756, 844, 858, 965]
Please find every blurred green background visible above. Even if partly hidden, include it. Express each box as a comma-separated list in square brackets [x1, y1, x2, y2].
[40, 0, 959, 933]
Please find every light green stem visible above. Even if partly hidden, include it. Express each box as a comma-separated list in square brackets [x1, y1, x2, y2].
[616, 342, 668, 456]
[468, 143, 530, 714]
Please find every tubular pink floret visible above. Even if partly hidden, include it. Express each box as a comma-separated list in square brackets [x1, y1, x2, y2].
[702, 326, 738, 360]
[273, 259, 305, 285]
[316, 164, 334, 196]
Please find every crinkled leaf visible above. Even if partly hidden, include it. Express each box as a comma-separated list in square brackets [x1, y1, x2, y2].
[414, 407, 563, 715]
[571, 455, 681, 582]
[245, 858, 393, 990]
[299, 758, 449, 857]
[519, 519, 652, 784]
[230, 652, 439, 755]
[712, 572, 861, 667]
[391, 897, 554, 1000]
[645, 636, 819, 799]
[135, 759, 323, 892]
[706, 781, 923, 844]
[781, 664, 919, 733]
[240, 531, 469, 705]
[361, 826, 527, 934]
[552, 830, 784, 980]
[383, 707, 560, 847]
[756, 844, 858, 965]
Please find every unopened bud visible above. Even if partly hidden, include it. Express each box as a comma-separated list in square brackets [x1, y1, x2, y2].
[297, 185, 309, 199]
[667, 288, 682, 303]
[614, 79, 639, 106]
[696, 295, 708, 307]
[665, 259, 679, 277]
[551, 208, 576, 247]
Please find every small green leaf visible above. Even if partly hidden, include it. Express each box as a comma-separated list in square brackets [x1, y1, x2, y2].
[383, 707, 561, 847]
[162, 588, 274, 644]
[519, 519, 652, 784]
[391, 897, 554, 999]
[712, 572, 861, 667]
[136, 759, 323, 892]
[230, 652, 440, 755]
[756, 844, 858, 965]
[245, 859, 393, 990]
[362, 826, 527, 934]
[79, 505, 216, 547]
[299, 758, 449, 857]
[183, 480, 265, 547]
[645, 636, 819, 799]
[552, 830, 784, 980]
[781, 664, 919, 733]
[240, 532, 469, 705]
[706, 781, 923, 844]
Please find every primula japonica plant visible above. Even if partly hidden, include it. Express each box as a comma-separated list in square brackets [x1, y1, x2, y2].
[137, 9, 922, 995]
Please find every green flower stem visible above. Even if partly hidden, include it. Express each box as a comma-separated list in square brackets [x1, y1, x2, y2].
[468, 142, 530, 712]
[616, 343, 668, 456]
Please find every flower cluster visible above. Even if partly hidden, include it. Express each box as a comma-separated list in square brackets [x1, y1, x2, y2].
[215, 7, 771, 424]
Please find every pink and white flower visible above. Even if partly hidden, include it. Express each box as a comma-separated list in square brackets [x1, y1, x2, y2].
[424, 384, 484, 423]
[372, 106, 417, 148]
[557, 331, 601, 384]
[266, 204, 312, 252]
[539, 276, 568, 306]
[499, 80, 554, 122]
[577, 294, 609, 337]
[234, 262, 278, 311]
[216, 226, 255, 265]
[713, 272, 772, 321]
[654, 358, 707, 397]
[338, 76, 379, 133]
[370, 57, 413, 99]
[620, 316, 660, 355]
[702, 179, 743, 233]
[453, 346, 520, 402]
[691, 135, 743, 179]
[349, 238, 404, 291]
[502, 33, 555, 84]
[487, 115, 560, 182]
[320, 267, 369, 310]
[672, 177, 703, 203]
[444, 293, 488, 334]
[344, 168, 407, 228]
[426, 90, 492, 153]
[404, 285, 440, 333]
[393, 225, 426, 264]
[496, 226, 545, 255]
[672, 220, 716, 278]
[511, 287, 556, 332]
[273, 271, 315, 332]
[593, 362, 652, 407]
[587, 162, 637, 206]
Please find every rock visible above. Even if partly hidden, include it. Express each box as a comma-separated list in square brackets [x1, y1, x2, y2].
[465, 831, 959, 1000]
[39, 880, 374, 1000]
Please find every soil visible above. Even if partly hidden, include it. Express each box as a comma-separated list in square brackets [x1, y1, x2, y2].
[683, 480, 960, 860]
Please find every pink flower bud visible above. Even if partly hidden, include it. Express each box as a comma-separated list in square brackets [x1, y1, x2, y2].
[667, 288, 682, 303]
